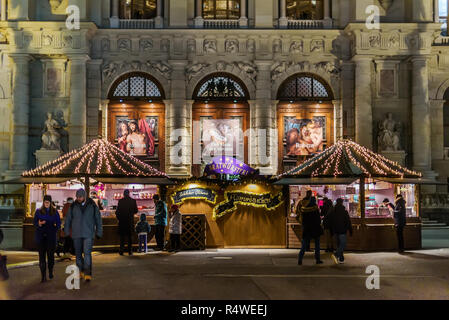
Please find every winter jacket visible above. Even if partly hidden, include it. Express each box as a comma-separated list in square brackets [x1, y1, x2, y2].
[169, 209, 183, 235]
[135, 214, 151, 234]
[321, 200, 334, 229]
[154, 200, 167, 226]
[64, 198, 103, 239]
[34, 208, 61, 245]
[115, 195, 138, 234]
[299, 201, 323, 239]
[394, 198, 407, 227]
[328, 204, 353, 236]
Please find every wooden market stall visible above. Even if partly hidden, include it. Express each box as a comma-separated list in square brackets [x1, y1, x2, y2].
[12, 139, 174, 250]
[275, 139, 431, 251]
[167, 156, 287, 248]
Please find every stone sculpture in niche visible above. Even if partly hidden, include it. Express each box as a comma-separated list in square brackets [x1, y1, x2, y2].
[247, 39, 255, 53]
[204, 40, 217, 54]
[41, 112, 62, 151]
[377, 112, 403, 152]
[225, 39, 239, 53]
[290, 41, 303, 54]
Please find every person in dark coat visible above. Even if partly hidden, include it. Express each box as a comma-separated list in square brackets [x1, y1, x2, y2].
[65, 189, 103, 281]
[135, 213, 151, 253]
[321, 197, 334, 252]
[297, 197, 323, 265]
[328, 198, 353, 264]
[153, 194, 167, 251]
[115, 189, 138, 255]
[394, 194, 407, 253]
[34, 195, 61, 282]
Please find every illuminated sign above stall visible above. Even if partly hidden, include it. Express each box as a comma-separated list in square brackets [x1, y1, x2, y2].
[204, 156, 256, 176]
[171, 187, 217, 205]
[213, 190, 284, 220]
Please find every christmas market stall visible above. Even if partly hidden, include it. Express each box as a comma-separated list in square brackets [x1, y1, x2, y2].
[15, 139, 173, 250]
[275, 139, 428, 251]
[167, 156, 287, 248]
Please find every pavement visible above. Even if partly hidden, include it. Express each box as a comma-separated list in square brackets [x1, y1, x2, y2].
[1, 248, 449, 300]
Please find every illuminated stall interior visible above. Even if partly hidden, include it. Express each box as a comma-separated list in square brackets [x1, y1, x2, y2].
[277, 73, 334, 174]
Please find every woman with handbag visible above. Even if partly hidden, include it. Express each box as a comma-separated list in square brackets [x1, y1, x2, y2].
[34, 195, 61, 282]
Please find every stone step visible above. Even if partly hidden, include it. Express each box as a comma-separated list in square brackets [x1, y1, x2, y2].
[422, 220, 440, 224]
[422, 222, 447, 227]
[422, 226, 449, 230]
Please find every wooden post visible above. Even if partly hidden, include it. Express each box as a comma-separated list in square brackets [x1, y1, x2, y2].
[25, 184, 30, 217]
[84, 175, 90, 198]
[359, 176, 366, 224]
[416, 184, 421, 218]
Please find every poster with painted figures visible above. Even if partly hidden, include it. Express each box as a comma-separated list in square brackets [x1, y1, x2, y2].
[116, 116, 158, 157]
[284, 116, 326, 157]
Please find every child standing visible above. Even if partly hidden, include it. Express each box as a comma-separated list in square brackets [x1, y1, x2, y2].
[169, 205, 182, 252]
[135, 213, 151, 253]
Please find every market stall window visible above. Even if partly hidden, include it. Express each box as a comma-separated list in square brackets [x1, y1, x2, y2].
[289, 181, 417, 219]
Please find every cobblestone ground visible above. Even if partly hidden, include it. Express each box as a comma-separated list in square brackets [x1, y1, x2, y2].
[1, 248, 449, 300]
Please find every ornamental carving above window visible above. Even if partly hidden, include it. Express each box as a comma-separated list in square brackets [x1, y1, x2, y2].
[110, 73, 164, 99]
[195, 75, 247, 100]
[278, 74, 332, 101]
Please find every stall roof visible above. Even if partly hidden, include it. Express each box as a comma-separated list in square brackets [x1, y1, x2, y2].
[19, 139, 171, 184]
[274, 177, 358, 185]
[376, 177, 448, 185]
[276, 140, 422, 182]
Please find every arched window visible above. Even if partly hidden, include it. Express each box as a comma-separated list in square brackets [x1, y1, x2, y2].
[203, 0, 241, 19]
[286, 0, 324, 20]
[109, 73, 164, 99]
[194, 74, 248, 101]
[277, 74, 332, 101]
[119, 0, 157, 19]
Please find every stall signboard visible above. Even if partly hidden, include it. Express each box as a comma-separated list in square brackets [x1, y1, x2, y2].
[171, 187, 217, 205]
[204, 156, 256, 176]
[212, 190, 284, 220]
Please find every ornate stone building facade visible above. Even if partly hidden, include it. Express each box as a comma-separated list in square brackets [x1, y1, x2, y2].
[0, 0, 449, 210]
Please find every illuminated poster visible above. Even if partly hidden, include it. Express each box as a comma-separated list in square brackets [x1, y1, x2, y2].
[284, 116, 326, 156]
[116, 116, 158, 157]
[201, 119, 242, 159]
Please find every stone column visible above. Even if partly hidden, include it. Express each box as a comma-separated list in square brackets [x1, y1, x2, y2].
[411, 56, 437, 189]
[1, 0, 6, 21]
[239, 0, 248, 27]
[429, 99, 445, 161]
[434, 0, 440, 22]
[194, 0, 204, 28]
[278, 0, 288, 28]
[250, 60, 278, 175]
[110, 0, 119, 28]
[332, 99, 343, 142]
[86, 59, 102, 142]
[165, 60, 191, 177]
[323, 0, 332, 28]
[100, 100, 110, 140]
[68, 55, 89, 150]
[353, 56, 373, 149]
[8, 54, 31, 172]
[155, 0, 163, 28]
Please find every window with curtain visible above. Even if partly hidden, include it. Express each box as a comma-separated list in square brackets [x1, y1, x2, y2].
[119, 0, 157, 19]
[439, 0, 448, 35]
[203, 0, 241, 19]
[286, 0, 324, 20]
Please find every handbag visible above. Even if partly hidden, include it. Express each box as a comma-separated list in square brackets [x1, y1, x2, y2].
[0, 255, 9, 281]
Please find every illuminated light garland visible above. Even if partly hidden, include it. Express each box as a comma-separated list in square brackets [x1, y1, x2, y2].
[23, 139, 167, 178]
[277, 140, 422, 179]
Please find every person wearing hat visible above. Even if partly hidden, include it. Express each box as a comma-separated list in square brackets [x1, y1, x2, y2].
[168, 204, 182, 252]
[115, 189, 138, 256]
[33, 194, 61, 282]
[64, 188, 103, 281]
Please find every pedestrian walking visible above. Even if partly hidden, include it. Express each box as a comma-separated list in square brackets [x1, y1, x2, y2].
[153, 194, 167, 251]
[321, 197, 335, 252]
[0, 228, 9, 281]
[34, 195, 61, 282]
[115, 189, 138, 256]
[64, 189, 103, 282]
[135, 213, 151, 253]
[328, 198, 353, 264]
[296, 190, 313, 251]
[60, 197, 75, 258]
[394, 194, 407, 253]
[297, 196, 323, 265]
[168, 205, 182, 252]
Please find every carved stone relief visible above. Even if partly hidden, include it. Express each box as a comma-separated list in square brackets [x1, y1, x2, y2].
[204, 40, 217, 54]
[225, 39, 239, 53]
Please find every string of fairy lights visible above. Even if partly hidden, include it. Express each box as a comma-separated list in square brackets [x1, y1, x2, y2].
[279, 140, 422, 178]
[23, 139, 167, 177]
